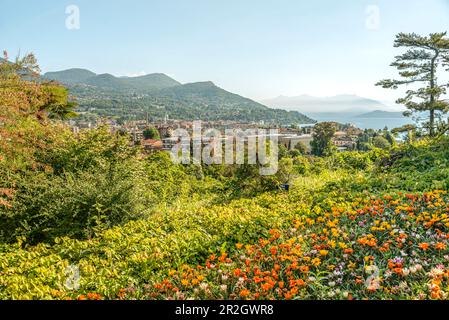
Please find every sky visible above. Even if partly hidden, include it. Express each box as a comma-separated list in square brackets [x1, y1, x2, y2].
[1, 0, 449, 107]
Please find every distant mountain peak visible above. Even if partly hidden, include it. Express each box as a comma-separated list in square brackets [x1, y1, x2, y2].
[185, 81, 216, 87]
[261, 94, 390, 113]
[44, 68, 181, 91]
[356, 110, 405, 118]
[43, 68, 97, 84]
[96, 73, 115, 78]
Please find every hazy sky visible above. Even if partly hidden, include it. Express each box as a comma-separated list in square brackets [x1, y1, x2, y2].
[2, 0, 449, 105]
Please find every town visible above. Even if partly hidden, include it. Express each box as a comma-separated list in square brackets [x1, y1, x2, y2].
[66, 117, 379, 154]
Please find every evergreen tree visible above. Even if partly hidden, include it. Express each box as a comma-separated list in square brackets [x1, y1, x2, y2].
[376, 32, 449, 137]
[311, 122, 336, 156]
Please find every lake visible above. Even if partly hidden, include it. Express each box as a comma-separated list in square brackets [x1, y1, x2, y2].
[306, 113, 413, 130]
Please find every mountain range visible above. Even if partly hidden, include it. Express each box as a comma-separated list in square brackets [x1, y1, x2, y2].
[43, 69, 315, 125]
[45, 69, 182, 91]
[260, 94, 396, 114]
[355, 110, 405, 118]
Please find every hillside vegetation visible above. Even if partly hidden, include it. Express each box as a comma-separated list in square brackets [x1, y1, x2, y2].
[2, 53, 449, 301]
[44, 69, 315, 125]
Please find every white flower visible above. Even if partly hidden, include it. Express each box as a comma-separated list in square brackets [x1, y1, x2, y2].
[176, 291, 185, 299]
[429, 268, 444, 278]
[399, 282, 408, 290]
[220, 285, 227, 292]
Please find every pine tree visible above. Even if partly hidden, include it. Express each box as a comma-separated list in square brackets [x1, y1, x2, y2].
[376, 32, 449, 137]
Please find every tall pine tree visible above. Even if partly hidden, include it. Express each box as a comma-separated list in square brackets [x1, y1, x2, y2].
[376, 32, 449, 137]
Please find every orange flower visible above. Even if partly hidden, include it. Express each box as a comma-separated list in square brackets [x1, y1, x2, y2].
[233, 269, 242, 277]
[218, 253, 227, 262]
[393, 267, 403, 275]
[344, 248, 354, 254]
[419, 243, 429, 251]
[87, 293, 102, 300]
[240, 289, 250, 298]
[236, 243, 244, 249]
[261, 283, 272, 291]
[296, 279, 306, 288]
[181, 279, 189, 286]
[431, 291, 441, 299]
[436, 242, 447, 250]
[299, 265, 310, 273]
[254, 276, 264, 284]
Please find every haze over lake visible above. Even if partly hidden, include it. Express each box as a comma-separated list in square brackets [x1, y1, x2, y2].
[306, 112, 413, 130]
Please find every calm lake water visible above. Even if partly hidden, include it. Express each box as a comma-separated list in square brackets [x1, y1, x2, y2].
[306, 113, 413, 130]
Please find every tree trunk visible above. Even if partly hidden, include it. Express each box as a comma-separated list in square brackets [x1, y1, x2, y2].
[430, 109, 435, 137]
[429, 52, 438, 137]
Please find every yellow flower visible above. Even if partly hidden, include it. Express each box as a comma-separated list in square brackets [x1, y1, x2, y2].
[312, 258, 321, 267]
[338, 242, 348, 249]
[181, 279, 190, 286]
